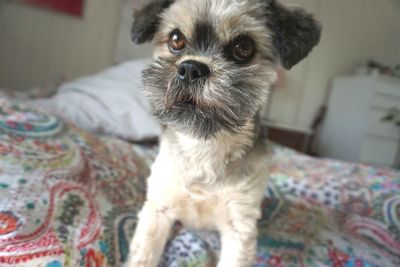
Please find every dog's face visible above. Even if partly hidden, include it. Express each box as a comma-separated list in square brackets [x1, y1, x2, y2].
[132, 0, 321, 139]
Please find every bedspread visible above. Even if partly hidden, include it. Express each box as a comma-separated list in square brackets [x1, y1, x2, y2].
[0, 100, 399, 267]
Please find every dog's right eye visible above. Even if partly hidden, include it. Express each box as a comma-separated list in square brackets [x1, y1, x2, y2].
[169, 30, 186, 52]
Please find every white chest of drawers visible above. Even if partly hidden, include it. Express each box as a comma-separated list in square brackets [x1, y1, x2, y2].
[319, 74, 400, 167]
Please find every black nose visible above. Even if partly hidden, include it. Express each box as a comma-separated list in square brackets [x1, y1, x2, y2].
[178, 60, 210, 83]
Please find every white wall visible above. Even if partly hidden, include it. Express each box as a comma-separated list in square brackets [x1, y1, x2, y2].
[114, 0, 153, 63]
[0, 0, 121, 90]
[269, 0, 400, 129]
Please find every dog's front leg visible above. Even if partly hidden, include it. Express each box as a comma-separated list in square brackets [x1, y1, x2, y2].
[217, 215, 258, 267]
[125, 201, 174, 267]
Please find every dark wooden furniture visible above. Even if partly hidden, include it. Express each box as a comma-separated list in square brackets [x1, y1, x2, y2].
[264, 123, 312, 153]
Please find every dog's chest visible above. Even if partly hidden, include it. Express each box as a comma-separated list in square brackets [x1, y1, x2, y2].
[177, 192, 222, 230]
[147, 130, 268, 230]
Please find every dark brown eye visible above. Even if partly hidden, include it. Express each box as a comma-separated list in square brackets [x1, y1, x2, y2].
[169, 30, 186, 52]
[232, 36, 256, 63]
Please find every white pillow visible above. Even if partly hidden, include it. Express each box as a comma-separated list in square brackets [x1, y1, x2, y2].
[28, 59, 161, 141]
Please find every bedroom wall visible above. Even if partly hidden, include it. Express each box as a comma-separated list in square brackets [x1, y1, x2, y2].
[1, 0, 399, 131]
[269, 0, 400, 129]
[113, 0, 153, 63]
[0, 0, 121, 90]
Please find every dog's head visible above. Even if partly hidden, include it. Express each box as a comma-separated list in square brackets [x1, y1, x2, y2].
[132, 0, 321, 139]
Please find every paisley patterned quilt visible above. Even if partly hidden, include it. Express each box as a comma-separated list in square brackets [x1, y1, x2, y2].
[0, 99, 399, 267]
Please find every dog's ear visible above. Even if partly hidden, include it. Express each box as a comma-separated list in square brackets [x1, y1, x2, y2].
[266, 0, 321, 69]
[131, 0, 175, 44]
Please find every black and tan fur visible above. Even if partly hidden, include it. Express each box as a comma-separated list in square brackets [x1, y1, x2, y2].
[126, 0, 320, 266]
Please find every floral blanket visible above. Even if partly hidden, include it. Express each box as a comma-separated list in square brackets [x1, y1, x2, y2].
[0, 100, 399, 267]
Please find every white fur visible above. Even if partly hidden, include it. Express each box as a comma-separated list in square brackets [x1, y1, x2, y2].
[125, 121, 270, 267]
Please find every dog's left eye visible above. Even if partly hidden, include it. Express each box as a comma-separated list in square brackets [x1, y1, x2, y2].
[169, 30, 186, 52]
[232, 36, 256, 63]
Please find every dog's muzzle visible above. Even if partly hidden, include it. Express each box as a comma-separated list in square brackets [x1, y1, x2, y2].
[178, 60, 210, 83]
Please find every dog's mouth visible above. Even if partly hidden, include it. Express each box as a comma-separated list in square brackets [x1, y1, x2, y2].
[164, 77, 209, 109]
[171, 94, 198, 108]
[179, 96, 195, 105]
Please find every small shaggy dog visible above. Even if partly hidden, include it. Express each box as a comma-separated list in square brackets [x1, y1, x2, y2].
[125, 0, 320, 266]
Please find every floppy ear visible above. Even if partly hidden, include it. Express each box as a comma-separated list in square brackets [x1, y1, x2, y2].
[266, 0, 321, 69]
[131, 0, 175, 44]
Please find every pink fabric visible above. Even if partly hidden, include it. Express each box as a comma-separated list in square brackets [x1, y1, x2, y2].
[23, 0, 84, 17]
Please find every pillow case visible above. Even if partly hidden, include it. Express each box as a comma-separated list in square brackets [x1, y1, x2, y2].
[28, 58, 161, 141]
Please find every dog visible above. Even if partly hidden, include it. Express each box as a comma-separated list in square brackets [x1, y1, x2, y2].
[125, 0, 320, 266]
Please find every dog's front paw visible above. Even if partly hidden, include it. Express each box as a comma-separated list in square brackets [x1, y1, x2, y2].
[124, 244, 154, 267]
[123, 258, 150, 267]
[124, 256, 152, 267]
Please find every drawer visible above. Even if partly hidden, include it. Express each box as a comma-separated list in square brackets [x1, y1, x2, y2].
[359, 136, 398, 166]
[366, 107, 399, 140]
[370, 92, 400, 109]
[375, 78, 400, 98]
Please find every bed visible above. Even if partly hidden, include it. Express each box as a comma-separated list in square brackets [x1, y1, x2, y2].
[0, 90, 399, 267]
